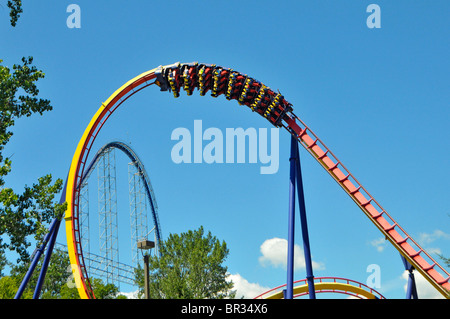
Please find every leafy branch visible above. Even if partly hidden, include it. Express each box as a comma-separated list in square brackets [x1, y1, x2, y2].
[6, 0, 22, 27]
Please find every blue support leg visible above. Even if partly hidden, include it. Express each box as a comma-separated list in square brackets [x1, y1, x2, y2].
[294, 139, 316, 299]
[401, 255, 418, 299]
[15, 182, 66, 299]
[14, 218, 59, 299]
[33, 218, 61, 299]
[286, 136, 297, 299]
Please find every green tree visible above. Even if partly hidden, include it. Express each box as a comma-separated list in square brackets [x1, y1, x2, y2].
[6, 247, 71, 298]
[0, 5, 66, 299]
[3, 247, 124, 299]
[6, 0, 22, 27]
[60, 283, 80, 299]
[0, 275, 21, 298]
[442, 256, 450, 268]
[1, 4, 66, 266]
[90, 278, 121, 299]
[136, 226, 235, 299]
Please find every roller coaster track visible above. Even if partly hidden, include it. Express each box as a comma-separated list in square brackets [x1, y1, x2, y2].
[65, 62, 449, 299]
[70, 141, 161, 296]
[79, 140, 161, 243]
[254, 277, 386, 299]
[77, 141, 161, 290]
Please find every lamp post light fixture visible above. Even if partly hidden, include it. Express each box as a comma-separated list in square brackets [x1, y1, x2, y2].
[137, 240, 155, 250]
[137, 239, 155, 299]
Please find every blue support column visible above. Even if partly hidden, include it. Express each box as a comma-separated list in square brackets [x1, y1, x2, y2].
[15, 182, 66, 299]
[294, 143, 316, 299]
[14, 218, 59, 299]
[33, 218, 61, 299]
[401, 255, 418, 299]
[286, 135, 316, 299]
[286, 136, 297, 299]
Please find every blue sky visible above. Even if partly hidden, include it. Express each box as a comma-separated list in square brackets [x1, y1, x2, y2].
[1, 1, 449, 299]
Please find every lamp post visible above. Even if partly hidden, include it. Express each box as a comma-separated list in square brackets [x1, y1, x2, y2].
[137, 240, 155, 299]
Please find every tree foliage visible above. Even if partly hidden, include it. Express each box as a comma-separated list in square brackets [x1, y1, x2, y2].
[0, 3, 128, 300]
[90, 278, 121, 299]
[0, 56, 52, 155]
[6, 0, 22, 27]
[0, 247, 124, 299]
[136, 226, 235, 299]
[6, 248, 71, 298]
[0, 8, 67, 298]
[0, 57, 66, 264]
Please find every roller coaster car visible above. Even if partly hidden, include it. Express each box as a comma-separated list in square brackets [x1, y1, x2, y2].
[181, 63, 199, 95]
[212, 67, 231, 97]
[198, 64, 214, 96]
[226, 71, 246, 101]
[154, 66, 170, 92]
[157, 62, 293, 128]
[239, 78, 262, 106]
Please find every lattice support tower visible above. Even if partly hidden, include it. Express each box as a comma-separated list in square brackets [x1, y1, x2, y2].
[128, 161, 149, 267]
[97, 148, 120, 287]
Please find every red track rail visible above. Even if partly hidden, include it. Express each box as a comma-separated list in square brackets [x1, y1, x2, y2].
[281, 113, 450, 298]
[68, 73, 157, 298]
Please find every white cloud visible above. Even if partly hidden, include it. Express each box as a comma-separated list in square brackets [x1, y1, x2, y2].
[370, 237, 387, 252]
[415, 229, 450, 258]
[372, 229, 450, 255]
[258, 237, 324, 271]
[227, 273, 271, 299]
[418, 229, 450, 245]
[401, 271, 445, 299]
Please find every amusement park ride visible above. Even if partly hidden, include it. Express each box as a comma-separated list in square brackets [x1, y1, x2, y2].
[15, 62, 450, 299]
